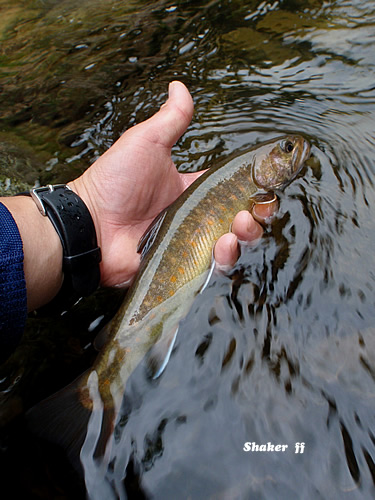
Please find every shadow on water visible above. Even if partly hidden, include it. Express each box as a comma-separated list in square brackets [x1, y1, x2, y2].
[1, 0, 375, 498]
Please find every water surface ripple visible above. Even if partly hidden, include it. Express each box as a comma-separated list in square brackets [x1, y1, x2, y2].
[1, 0, 375, 499]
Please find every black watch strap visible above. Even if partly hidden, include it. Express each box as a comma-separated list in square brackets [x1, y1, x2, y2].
[27, 184, 101, 311]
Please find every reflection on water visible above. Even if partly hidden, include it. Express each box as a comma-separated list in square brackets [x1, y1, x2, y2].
[1, 0, 375, 498]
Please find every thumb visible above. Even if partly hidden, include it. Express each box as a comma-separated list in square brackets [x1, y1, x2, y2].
[140, 81, 194, 148]
[103, 82, 194, 156]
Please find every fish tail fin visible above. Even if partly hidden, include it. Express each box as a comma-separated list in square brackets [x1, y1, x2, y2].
[27, 371, 116, 474]
[26, 373, 92, 472]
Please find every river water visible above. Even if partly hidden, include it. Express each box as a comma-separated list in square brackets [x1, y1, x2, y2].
[1, 0, 375, 499]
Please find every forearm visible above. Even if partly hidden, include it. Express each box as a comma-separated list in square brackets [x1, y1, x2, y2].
[0, 196, 63, 311]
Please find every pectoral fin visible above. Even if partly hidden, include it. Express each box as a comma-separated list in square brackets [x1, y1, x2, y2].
[137, 208, 168, 260]
[146, 325, 179, 379]
[199, 257, 215, 294]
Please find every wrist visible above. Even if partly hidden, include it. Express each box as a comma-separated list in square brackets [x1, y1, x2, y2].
[67, 178, 105, 283]
[27, 184, 102, 311]
[67, 179, 102, 249]
[1, 195, 63, 311]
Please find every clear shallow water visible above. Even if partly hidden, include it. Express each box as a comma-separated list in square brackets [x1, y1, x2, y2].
[1, 0, 375, 498]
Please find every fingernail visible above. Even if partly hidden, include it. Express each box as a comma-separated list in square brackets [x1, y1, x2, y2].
[168, 81, 178, 99]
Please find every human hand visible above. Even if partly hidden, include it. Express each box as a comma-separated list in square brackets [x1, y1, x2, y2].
[214, 200, 278, 271]
[69, 82, 276, 287]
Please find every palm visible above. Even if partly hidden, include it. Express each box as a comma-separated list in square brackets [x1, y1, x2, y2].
[72, 82, 198, 287]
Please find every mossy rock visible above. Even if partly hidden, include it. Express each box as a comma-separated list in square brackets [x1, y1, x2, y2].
[0, 138, 43, 195]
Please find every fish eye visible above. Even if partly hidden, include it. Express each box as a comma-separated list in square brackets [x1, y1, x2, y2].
[281, 140, 294, 153]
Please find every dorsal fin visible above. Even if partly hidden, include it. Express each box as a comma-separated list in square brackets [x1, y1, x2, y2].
[137, 208, 168, 260]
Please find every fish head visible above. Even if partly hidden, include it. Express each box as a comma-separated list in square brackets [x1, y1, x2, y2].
[253, 135, 310, 190]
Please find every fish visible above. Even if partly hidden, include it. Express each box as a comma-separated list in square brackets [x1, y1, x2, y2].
[27, 135, 310, 465]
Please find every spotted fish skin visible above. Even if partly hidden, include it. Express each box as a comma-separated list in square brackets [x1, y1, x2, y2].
[80, 135, 311, 411]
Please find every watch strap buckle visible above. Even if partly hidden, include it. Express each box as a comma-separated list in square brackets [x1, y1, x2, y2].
[30, 184, 71, 216]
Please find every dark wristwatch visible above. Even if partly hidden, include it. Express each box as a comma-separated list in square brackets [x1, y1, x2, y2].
[26, 184, 101, 311]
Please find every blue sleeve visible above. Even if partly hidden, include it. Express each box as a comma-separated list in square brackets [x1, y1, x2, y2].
[0, 202, 27, 354]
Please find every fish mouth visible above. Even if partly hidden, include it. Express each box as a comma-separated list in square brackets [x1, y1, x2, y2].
[292, 137, 311, 174]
